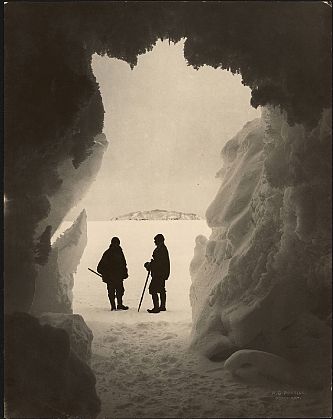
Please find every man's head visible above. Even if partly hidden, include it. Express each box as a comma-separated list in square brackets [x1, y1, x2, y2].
[111, 236, 120, 246]
[154, 234, 165, 245]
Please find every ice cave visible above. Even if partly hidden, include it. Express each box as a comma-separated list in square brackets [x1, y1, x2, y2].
[4, 2, 332, 418]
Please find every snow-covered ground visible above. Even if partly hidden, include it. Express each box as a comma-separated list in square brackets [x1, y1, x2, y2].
[54, 220, 331, 418]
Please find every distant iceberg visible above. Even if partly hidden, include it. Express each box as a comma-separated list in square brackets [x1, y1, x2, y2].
[111, 209, 202, 221]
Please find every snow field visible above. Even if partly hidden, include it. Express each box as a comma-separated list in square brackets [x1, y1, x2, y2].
[72, 220, 211, 320]
[90, 319, 330, 418]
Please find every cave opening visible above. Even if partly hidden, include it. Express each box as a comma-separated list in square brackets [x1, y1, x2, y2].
[47, 40, 263, 416]
[4, 2, 331, 418]
[55, 39, 260, 323]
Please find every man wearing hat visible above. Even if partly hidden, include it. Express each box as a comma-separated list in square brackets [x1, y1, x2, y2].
[97, 237, 129, 311]
[144, 234, 170, 313]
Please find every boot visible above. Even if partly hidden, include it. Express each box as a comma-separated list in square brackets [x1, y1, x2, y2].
[109, 299, 116, 311]
[159, 291, 166, 311]
[148, 293, 160, 313]
[117, 296, 129, 310]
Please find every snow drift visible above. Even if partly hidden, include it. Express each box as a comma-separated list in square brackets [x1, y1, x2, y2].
[190, 106, 332, 387]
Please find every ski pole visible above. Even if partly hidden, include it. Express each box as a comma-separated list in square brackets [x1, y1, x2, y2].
[88, 268, 102, 278]
[138, 270, 150, 312]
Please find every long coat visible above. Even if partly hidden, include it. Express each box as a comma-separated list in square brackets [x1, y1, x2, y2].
[150, 243, 170, 281]
[97, 244, 128, 284]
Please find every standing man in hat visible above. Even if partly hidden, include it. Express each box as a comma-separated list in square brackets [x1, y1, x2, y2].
[144, 234, 170, 313]
[97, 237, 129, 311]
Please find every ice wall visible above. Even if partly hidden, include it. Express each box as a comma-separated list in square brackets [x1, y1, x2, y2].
[5, 312, 100, 418]
[190, 107, 332, 387]
[31, 210, 87, 315]
[35, 133, 108, 239]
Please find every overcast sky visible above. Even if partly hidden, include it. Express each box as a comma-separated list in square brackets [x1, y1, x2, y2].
[66, 39, 260, 220]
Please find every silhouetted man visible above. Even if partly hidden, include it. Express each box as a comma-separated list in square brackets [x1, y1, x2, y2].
[144, 234, 170, 313]
[97, 237, 129, 311]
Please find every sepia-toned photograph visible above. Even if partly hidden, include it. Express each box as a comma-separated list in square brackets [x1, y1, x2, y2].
[3, 1, 332, 418]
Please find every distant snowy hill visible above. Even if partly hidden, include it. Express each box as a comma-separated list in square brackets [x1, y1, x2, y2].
[111, 209, 202, 221]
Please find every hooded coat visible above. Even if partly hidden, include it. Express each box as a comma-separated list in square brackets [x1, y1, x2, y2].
[97, 244, 128, 284]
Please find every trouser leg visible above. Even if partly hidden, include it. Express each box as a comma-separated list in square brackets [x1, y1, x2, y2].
[160, 290, 166, 310]
[116, 290, 123, 307]
[115, 282, 124, 306]
[107, 283, 116, 309]
[151, 293, 159, 309]
[116, 282, 128, 309]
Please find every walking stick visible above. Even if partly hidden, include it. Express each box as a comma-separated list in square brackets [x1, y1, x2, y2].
[138, 270, 150, 312]
[88, 268, 102, 278]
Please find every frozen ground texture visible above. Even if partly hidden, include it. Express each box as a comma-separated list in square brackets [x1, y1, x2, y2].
[90, 319, 330, 418]
[190, 107, 332, 389]
[54, 218, 331, 417]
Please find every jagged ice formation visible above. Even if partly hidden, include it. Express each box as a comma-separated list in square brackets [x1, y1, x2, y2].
[31, 210, 88, 315]
[190, 107, 331, 387]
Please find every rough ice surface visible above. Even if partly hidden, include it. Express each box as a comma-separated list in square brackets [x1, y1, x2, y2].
[4, 312, 100, 418]
[35, 133, 108, 239]
[39, 313, 93, 364]
[190, 106, 332, 387]
[31, 210, 87, 315]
